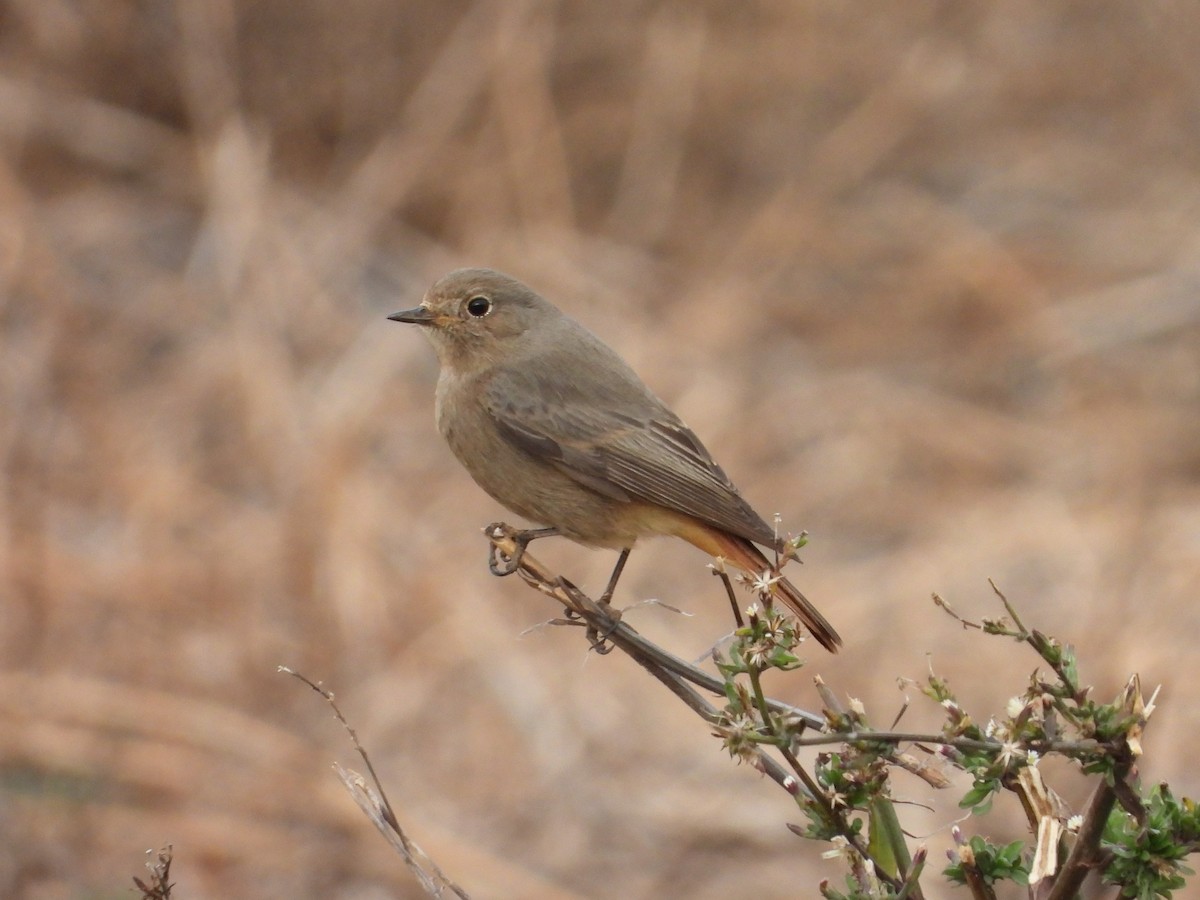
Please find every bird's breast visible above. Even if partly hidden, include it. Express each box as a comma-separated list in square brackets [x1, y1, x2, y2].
[432, 369, 641, 549]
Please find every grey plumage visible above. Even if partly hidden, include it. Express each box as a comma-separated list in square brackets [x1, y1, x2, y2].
[390, 268, 842, 651]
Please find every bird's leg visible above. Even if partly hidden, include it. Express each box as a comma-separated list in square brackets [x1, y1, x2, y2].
[598, 548, 631, 606]
[488, 525, 560, 576]
[582, 550, 630, 652]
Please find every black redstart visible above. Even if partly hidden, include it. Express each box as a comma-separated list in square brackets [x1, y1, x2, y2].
[390, 268, 841, 651]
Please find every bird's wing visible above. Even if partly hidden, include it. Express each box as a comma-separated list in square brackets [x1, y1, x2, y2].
[482, 365, 777, 545]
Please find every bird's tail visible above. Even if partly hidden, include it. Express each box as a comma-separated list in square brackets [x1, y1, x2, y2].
[683, 526, 842, 653]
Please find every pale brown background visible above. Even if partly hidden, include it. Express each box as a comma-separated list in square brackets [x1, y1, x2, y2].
[1, 1, 1198, 897]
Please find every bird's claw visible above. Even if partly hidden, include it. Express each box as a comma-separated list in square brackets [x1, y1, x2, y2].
[586, 625, 616, 654]
[486, 524, 556, 577]
[488, 539, 524, 576]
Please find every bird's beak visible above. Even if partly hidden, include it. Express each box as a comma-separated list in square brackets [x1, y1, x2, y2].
[388, 306, 436, 325]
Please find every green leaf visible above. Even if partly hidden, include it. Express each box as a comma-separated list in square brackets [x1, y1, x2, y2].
[866, 796, 909, 879]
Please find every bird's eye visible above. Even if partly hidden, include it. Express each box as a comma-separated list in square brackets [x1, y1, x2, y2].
[465, 296, 492, 317]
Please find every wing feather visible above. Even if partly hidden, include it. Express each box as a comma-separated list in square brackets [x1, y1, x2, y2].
[484, 366, 776, 545]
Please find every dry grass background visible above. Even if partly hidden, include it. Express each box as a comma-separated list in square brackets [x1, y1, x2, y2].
[1, 1, 1198, 897]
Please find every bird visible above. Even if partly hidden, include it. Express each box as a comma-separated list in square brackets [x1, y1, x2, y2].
[389, 268, 841, 651]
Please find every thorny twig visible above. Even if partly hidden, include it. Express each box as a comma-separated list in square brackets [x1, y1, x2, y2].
[486, 523, 916, 893]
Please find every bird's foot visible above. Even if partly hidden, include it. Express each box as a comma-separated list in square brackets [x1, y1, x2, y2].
[585, 599, 622, 655]
[486, 524, 559, 576]
[586, 622, 617, 654]
[488, 541, 522, 576]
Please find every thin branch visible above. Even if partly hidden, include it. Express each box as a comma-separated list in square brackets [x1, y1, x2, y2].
[282, 668, 402, 830]
[486, 523, 826, 728]
[283, 667, 471, 900]
[988, 578, 1028, 635]
[132, 845, 174, 900]
[791, 729, 1109, 759]
[488, 524, 911, 894]
[1044, 767, 1123, 900]
[714, 564, 745, 628]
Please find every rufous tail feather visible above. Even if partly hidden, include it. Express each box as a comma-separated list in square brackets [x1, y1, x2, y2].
[687, 526, 842, 653]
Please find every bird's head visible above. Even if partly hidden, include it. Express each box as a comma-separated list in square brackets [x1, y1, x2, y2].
[389, 268, 556, 371]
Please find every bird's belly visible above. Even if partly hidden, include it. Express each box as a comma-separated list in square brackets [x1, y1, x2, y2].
[437, 399, 635, 549]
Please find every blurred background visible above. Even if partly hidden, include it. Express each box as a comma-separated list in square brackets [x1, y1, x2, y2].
[1, 1, 1198, 896]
